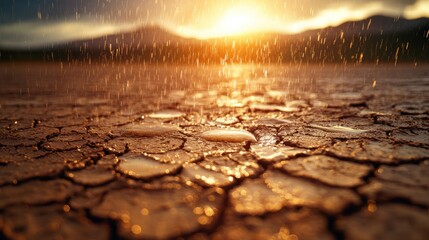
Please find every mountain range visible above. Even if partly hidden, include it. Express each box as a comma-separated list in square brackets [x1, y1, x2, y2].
[1, 15, 428, 63]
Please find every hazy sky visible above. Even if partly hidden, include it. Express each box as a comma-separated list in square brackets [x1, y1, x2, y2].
[1, 0, 428, 48]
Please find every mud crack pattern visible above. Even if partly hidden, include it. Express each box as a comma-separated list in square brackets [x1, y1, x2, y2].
[1, 64, 428, 240]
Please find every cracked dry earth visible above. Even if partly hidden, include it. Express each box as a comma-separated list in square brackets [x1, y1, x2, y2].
[0, 63, 429, 240]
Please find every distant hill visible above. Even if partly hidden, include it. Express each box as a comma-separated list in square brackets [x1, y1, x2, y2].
[65, 25, 196, 50]
[1, 15, 428, 63]
[302, 15, 429, 36]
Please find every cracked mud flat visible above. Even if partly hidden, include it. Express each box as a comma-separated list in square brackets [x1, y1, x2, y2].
[1, 63, 429, 240]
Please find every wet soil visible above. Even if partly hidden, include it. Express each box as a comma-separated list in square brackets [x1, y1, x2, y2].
[0, 63, 428, 240]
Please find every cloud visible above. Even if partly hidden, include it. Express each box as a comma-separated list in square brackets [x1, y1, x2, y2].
[0, 21, 138, 48]
[172, 2, 403, 38]
[282, 2, 401, 33]
[404, 0, 429, 18]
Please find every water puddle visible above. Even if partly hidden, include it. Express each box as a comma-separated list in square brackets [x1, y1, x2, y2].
[121, 123, 179, 137]
[117, 153, 181, 179]
[251, 145, 309, 163]
[267, 90, 288, 99]
[216, 97, 245, 108]
[358, 109, 392, 117]
[255, 118, 293, 126]
[309, 124, 369, 134]
[148, 110, 185, 119]
[168, 90, 186, 101]
[76, 98, 109, 106]
[184, 92, 217, 107]
[286, 100, 309, 108]
[331, 92, 364, 101]
[250, 103, 300, 113]
[213, 116, 240, 125]
[311, 100, 329, 108]
[201, 129, 257, 143]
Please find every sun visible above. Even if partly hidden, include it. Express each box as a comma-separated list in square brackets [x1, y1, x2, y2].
[213, 6, 264, 36]
[173, 5, 270, 39]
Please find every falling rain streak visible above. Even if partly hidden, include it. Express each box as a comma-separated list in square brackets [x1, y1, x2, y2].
[1, 1, 429, 240]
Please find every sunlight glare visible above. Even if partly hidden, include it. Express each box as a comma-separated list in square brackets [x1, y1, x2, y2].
[215, 6, 261, 36]
[174, 5, 270, 39]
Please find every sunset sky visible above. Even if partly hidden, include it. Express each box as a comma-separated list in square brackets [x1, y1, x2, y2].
[1, 0, 428, 48]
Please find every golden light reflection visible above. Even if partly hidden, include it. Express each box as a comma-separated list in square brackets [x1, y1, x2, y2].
[367, 200, 378, 213]
[131, 225, 142, 235]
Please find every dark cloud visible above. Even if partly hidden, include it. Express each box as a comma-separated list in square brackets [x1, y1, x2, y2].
[0, 0, 418, 24]
[0, 0, 192, 23]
